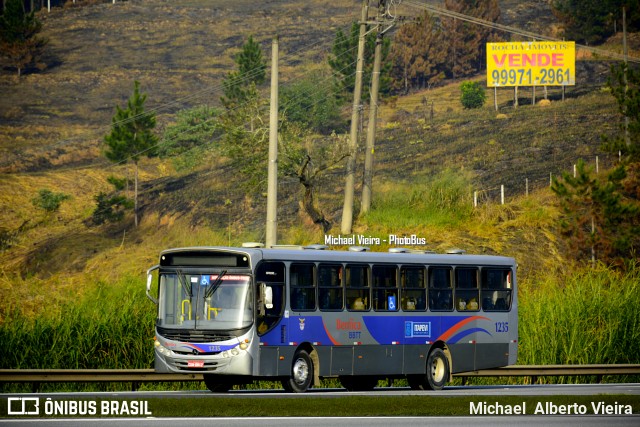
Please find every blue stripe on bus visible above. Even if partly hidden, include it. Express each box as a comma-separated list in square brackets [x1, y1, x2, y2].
[265, 315, 494, 346]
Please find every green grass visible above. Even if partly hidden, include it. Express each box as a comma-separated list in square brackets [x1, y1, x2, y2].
[518, 263, 640, 369]
[0, 275, 155, 372]
[362, 169, 474, 230]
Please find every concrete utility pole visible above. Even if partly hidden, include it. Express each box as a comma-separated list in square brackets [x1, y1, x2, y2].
[265, 36, 279, 248]
[623, 6, 630, 148]
[341, 0, 369, 235]
[361, 1, 387, 215]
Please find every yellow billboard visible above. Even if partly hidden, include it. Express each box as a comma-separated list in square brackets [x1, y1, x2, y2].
[486, 41, 575, 87]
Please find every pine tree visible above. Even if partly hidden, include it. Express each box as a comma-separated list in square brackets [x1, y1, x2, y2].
[327, 24, 355, 101]
[328, 22, 391, 102]
[0, 0, 47, 77]
[388, 12, 447, 93]
[603, 62, 640, 160]
[552, 0, 640, 45]
[552, 160, 640, 268]
[104, 81, 158, 227]
[216, 36, 267, 190]
[236, 35, 266, 85]
[442, 0, 501, 79]
[221, 35, 266, 109]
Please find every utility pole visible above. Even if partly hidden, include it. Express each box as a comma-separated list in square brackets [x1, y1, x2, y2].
[340, 0, 369, 235]
[361, 1, 388, 214]
[265, 36, 279, 248]
[623, 6, 630, 148]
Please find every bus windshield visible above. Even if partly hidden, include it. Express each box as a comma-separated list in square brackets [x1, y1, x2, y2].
[158, 273, 253, 331]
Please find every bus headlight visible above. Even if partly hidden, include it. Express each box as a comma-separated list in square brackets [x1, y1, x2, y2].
[231, 348, 240, 356]
[239, 342, 248, 350]
[155, 341, 172, 356]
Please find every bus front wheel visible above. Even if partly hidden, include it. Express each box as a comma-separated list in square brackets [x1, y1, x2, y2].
[282, 350, 313, 393]
[407, 348, 449, 391]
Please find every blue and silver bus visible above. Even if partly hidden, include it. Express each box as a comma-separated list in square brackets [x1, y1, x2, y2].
[146, 245, 517, 392]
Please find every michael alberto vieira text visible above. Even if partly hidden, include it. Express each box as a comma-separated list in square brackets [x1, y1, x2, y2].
[470, 400, 633, 415]
[324, 234, 427, 246]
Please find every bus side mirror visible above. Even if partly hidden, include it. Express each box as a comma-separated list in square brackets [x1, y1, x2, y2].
[146, 265, 159, 304]
[258, 283, 273, 315]
[265, 286, 273, 309]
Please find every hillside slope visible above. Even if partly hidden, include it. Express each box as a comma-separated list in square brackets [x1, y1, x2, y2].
[0, 0, 633, 294]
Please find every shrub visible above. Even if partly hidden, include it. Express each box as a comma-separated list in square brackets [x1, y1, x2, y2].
[91, 192, 133, 225]
[460, 81, 486, 109]
[31, 189, 70, 213]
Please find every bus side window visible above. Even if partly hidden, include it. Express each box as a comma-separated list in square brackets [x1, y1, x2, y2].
[401, 267, 426, 311]
[290, 263, 315, 311]
[455, 268, 479, 311]
[428, 267, 452, 311]
[481, 268, 512, 312]
[373, 265, 398, 311]
[318, 264, 343, 311]
[346, 264, 370, 311]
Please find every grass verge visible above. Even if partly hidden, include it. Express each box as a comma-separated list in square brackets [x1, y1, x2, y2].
[1, 395, 639, 418]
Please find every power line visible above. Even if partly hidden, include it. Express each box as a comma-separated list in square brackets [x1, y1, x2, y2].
[402, 0, 640, 64]
[96, 27, 364, 169]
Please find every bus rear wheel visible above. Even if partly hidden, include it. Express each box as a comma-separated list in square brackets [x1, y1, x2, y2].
[203, 374, 233, 393]
[282, 350, 313, 393]
[407, 348, 449, 391]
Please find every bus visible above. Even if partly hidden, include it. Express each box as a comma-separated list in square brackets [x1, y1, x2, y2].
[146, 244, 517, 392]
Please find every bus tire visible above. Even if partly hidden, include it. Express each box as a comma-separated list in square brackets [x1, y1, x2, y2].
[407, 348, 449, 391]
[203, 374, 233, 393]
[282, 350, 313, 393]
[425, 348, 449, 390]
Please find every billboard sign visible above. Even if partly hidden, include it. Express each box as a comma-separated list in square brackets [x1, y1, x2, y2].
[487, 41, 575, 87]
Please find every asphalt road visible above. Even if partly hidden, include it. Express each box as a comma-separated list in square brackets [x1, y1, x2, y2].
[6, 383, 637, 398]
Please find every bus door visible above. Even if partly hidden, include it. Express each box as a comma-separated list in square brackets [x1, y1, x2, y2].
[256, 261, 286, 375]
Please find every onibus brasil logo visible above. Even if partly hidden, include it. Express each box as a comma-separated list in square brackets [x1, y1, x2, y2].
[7, 397, 152, 416]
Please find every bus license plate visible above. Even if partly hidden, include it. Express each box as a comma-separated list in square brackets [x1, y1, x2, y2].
[187, 360, 204, 368]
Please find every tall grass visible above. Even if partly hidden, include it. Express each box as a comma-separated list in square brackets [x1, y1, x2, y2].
[0, 275, 154, 372]
[363, 169, 474, 229]
[519, 263, 640, 365]
[514, 263, 640, 384]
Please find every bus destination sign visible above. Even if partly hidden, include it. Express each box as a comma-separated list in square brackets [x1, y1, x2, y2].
[486, 41, 575, 87]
